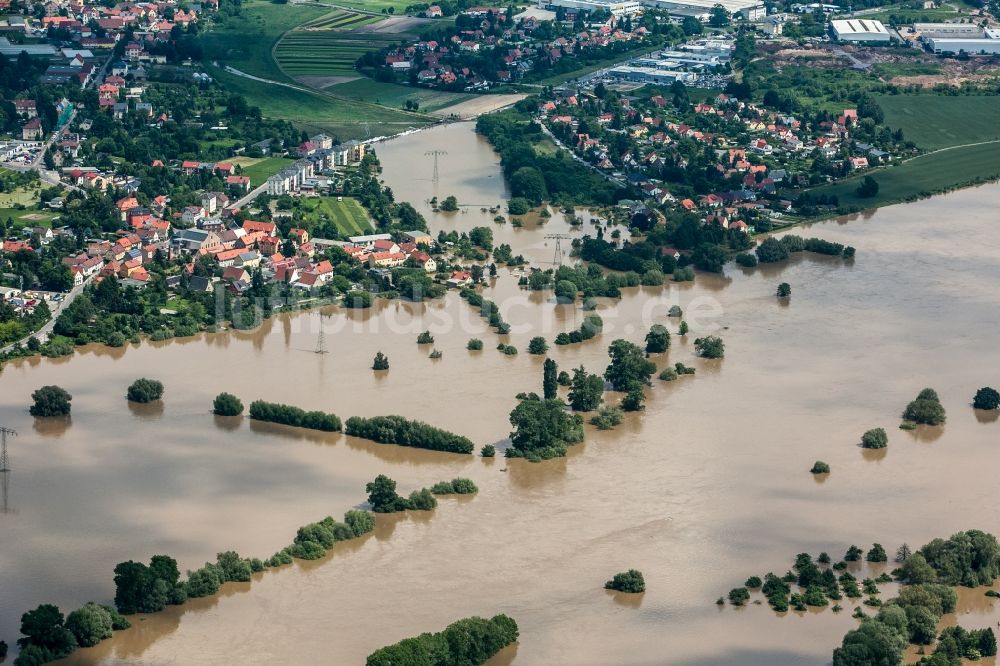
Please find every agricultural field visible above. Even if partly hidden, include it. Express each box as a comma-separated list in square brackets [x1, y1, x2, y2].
[238, 157, 295, 186]
[877, 94, 1000, 151]
[200, 0, 329, 82]
[314, 0, 415, 14]
[328, 79, 475, 112]
[299, 10, 379, 30]
[275, 32, 391, 79]
[298, 196, 373, 236]
[808, 140, 1000, 209]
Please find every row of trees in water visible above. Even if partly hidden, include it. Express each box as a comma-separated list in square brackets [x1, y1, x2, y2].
[366, 614, 519, 666]
[9, 471, 477, 664]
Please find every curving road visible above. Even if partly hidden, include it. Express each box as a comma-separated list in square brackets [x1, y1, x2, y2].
[0, 274, 94, 355]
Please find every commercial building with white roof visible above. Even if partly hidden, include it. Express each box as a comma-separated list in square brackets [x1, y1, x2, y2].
[830, 19, 892, 42]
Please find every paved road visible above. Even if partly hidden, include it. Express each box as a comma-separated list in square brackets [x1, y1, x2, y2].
[0, 274, 94, 354]
[233, 181, 269, 209]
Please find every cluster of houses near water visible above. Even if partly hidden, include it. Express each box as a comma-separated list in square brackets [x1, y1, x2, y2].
[377, 8, 655, 88]
[265, 135, 368, 196]
[540, 87, 899, 225]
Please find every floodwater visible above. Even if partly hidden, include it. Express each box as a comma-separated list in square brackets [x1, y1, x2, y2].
[0, 122, 998, 664]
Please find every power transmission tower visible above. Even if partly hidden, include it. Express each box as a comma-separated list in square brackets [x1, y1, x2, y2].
[545, 234, 572, 267]
[425, 150, 448, 183]
[0, 427, 14, 472]
[315, 310, 330, 354]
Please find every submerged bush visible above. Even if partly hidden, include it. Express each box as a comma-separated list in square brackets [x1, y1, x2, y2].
[606, 569, 645, 593]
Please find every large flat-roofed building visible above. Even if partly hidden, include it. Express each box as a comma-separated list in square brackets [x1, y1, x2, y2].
[925, 27, 1000, 54]
[913, 22, 985, 38]
[830, 19, 892, 42]
[642, 0, 765, 20]
[537, 0, 643, 15]
[607, 66, 698, 84]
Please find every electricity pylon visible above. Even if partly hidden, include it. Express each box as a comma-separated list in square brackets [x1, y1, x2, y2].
[425, 150, 448, 183]
[545, 233, 572, 267]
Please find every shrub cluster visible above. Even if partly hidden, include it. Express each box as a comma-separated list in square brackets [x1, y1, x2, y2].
[861, 428, 888, 449]
[903, 388, 946, 425]
[605, 569, 645, 593]
[554, 314, 603, 346]
[430, 478, 479, 495]
[366, 614, 519, 666]
[345, 415, 475, 454]
[249, 400, 341, 432]
[126, 378, 164, 403]
[460, 288, 510, 333]
[213, 392, 244, 416]
[590, 405, 624, 430]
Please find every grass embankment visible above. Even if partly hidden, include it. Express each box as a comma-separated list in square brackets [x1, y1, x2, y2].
[807, 93, 1000, 210]
[329, 78, 474, 111]
[809, 141, 1000, 209]
[207, 65, 432, 140]
[297, 196, 373, 236]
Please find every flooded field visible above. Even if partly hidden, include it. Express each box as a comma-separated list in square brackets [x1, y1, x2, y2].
[1, 123, 999, 665]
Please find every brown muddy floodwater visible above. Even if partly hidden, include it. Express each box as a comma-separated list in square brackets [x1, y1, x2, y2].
[1, 122, 999, 665]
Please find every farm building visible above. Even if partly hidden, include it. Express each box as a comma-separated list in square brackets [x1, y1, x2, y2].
[830, 19, 892, 42]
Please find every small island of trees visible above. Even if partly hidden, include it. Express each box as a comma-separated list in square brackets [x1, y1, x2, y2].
[365, 474, 437, 512]
[372, 351, 390, 370]
[861, 428, 888, 449]
[29, 385, 72, 417]
[126, 378, 164, 404]
[213, 393, 244, 416]
[344, 415, 475, 454]
[903, 388, 947, 426]
[605, 569, 645, 594]
[365, 614, 518, 666]
[973, 387, 999, 411]
[248, 400, 341, 432]
[694, 336, 725, 359]
[811, 461, 830, 474]
[777, 283, 791, 299]
[507, 395, 584, 461]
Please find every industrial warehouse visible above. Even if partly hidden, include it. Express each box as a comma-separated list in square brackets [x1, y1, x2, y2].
[914, 23, 1000, 55]
[830, 19, 893, 42]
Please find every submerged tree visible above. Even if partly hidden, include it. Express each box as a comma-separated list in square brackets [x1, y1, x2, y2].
[29, 385, 72, 417]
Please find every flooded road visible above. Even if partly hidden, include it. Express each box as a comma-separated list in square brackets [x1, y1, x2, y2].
[1, 122, 999, 664]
